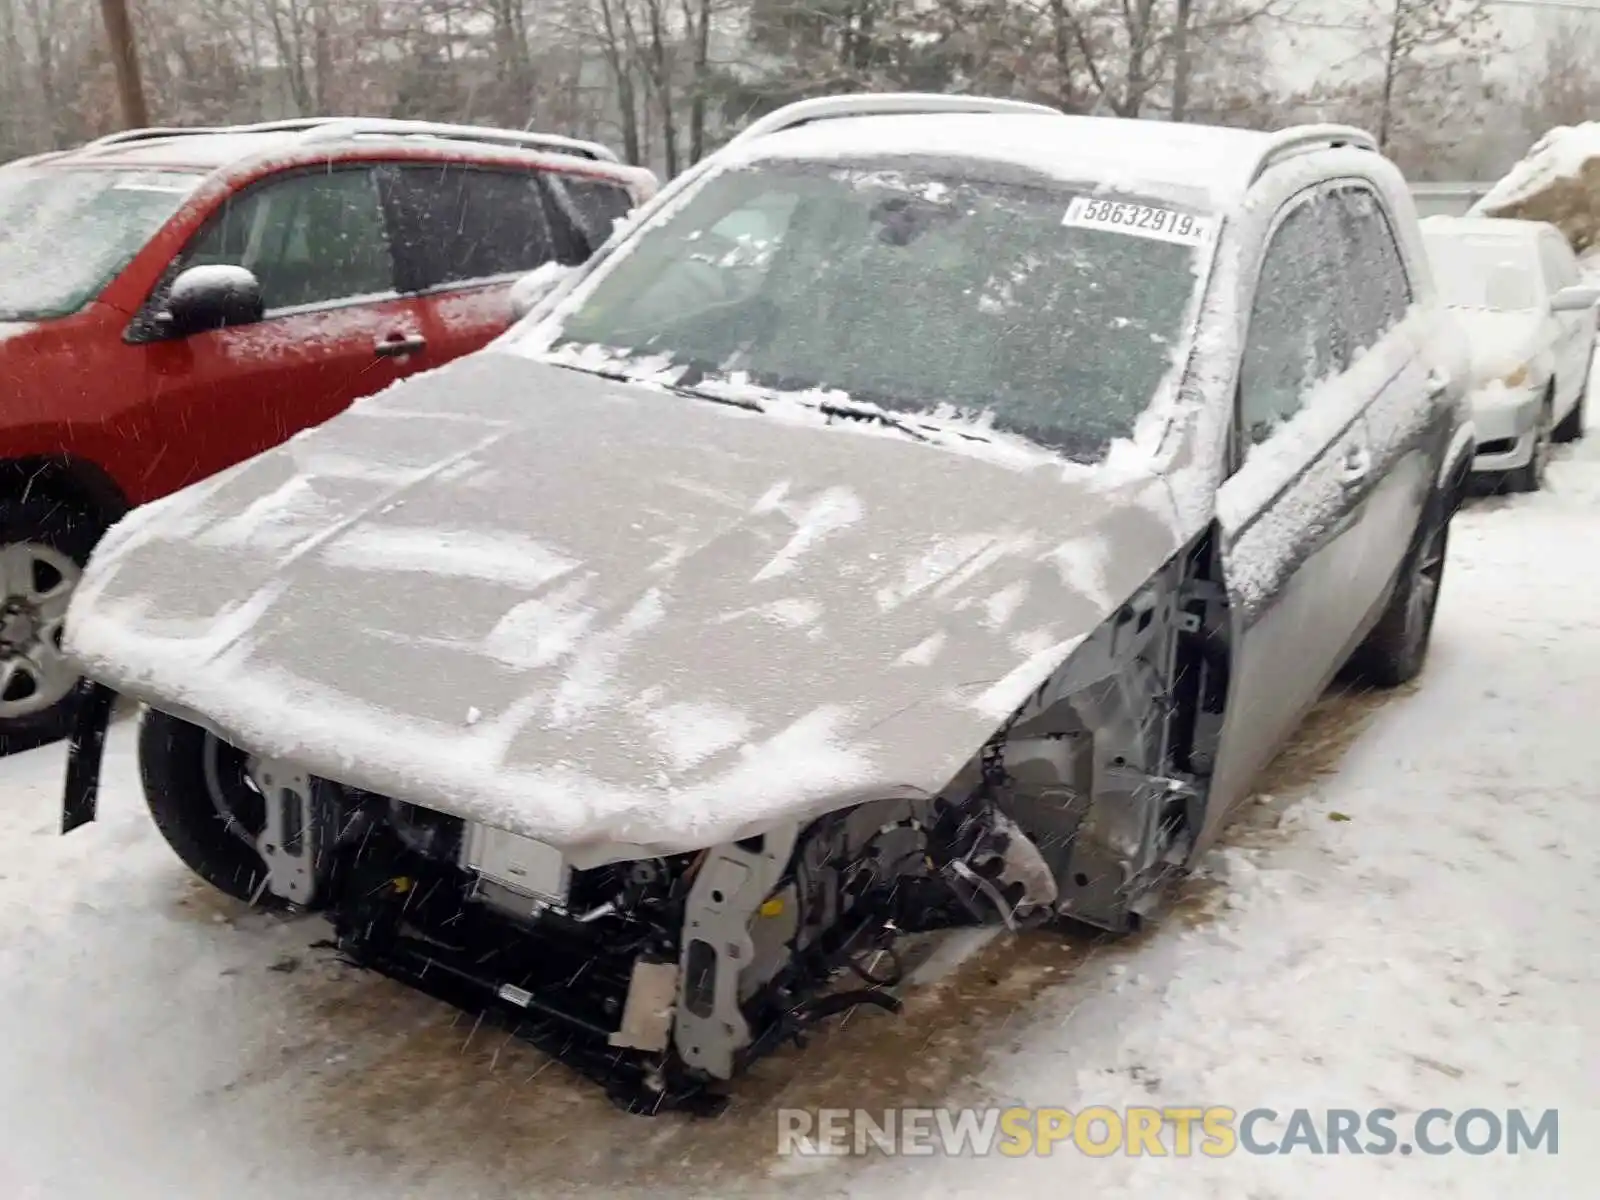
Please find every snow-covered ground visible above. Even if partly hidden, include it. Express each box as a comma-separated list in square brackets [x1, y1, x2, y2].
[4, 388, 1599, 1197]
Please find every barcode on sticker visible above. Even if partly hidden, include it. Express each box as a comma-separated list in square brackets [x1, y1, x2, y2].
[1062, 196, 1214, 245]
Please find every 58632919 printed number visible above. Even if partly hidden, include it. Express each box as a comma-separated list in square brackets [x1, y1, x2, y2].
[1061, 195, 1215, 246]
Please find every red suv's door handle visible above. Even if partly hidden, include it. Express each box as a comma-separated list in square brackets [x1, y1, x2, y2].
[375, 334, 427, 357]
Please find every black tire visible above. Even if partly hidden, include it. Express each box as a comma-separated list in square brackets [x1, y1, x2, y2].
[1345, 500, 1450, 689]
[0, 498, 103, 756]
[1503, 389, 1554, 494]
[139, 707, 279, 906]
[1552, 374, 1587, 444]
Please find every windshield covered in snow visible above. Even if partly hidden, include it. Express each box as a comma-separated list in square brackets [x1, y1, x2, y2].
[0, 167, 202, 321]
[1424, 233, 1541, 311]
[535, 157, 1212, 462]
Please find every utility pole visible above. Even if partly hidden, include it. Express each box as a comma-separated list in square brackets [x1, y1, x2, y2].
[98, 0, 150, 129]
[1171, 0, 1194, 123]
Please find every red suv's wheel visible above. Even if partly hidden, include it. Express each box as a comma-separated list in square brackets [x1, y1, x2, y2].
[0, 499, 102, 755]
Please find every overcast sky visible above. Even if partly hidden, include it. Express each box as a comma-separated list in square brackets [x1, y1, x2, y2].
[1265, 0, 1600, 90]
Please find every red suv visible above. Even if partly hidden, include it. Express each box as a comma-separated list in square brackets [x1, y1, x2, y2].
[0, 117, 656, 751]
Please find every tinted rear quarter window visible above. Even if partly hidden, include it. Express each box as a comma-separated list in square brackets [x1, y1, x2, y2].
[385, 165, 560, 291]
[548, 174, 634, 248]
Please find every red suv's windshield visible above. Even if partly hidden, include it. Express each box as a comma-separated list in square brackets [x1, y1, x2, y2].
[0, 167, 203, 321]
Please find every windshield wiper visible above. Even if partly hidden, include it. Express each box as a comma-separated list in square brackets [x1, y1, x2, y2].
[814, 398, 1000, 445]
[544, 358, 995, 445]
[813, 399, 932, 442]
[544, 359, 766, 414]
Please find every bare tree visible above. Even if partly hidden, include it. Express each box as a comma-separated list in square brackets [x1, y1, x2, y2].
[1370, 0, 1495, 154]
[1041, 0, 1287, 121]
[98, 0, 149, 126]
[1170, 0, 1194, 121]
[637, 0, 680, 175]
[0, 0, 1550, 188]
[680, 0, 713, 161]
[1517, 17, 1600, 145]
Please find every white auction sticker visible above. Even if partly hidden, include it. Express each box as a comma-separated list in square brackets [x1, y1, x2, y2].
[1062, 195, 1215, 245]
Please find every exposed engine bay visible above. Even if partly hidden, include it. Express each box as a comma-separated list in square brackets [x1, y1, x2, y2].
[60, 540, 1230, 1116]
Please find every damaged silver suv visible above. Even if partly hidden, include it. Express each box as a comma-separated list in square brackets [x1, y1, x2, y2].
[59, 94, 1475, 1114]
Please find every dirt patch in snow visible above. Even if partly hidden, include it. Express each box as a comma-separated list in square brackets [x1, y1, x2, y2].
[1167, 680, 1402, 931]
[1249, 682, 1403, 806]
[262, 924, 1109, 1191]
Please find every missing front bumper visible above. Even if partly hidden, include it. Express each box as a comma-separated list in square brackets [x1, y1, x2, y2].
[329, 853, 731, 1116]
[323, 813, 908, 1116]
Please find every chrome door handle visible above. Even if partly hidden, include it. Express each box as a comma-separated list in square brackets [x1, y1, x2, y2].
[375, 334, 427, 357]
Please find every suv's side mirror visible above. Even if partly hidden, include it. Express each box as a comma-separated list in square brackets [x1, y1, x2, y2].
[157, 265, 265, 338]
[508, 261, 577, 322]
[1550, 284, 1600, 313]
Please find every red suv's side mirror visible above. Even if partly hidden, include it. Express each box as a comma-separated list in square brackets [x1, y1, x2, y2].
[158, 265, 266, 339]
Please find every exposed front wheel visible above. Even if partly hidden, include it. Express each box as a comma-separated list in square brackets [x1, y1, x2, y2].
[1345, 501, 1450, 688]
[0, 500, 101, 755]
[139, 708, 280, 905]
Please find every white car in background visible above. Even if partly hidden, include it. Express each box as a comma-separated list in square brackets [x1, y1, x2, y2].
[1421, 214, 1599, 491]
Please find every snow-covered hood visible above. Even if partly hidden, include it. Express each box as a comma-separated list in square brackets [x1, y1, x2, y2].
[0, 320, 36, 344]
[63, 351, 1186, 866]
[1447, 308, 1546, 384]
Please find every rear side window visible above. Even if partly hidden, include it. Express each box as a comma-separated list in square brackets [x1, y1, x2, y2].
[385, 166, 560, 292]
[1327, 186, 1412, 353]
[547, 175, 634, 248]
